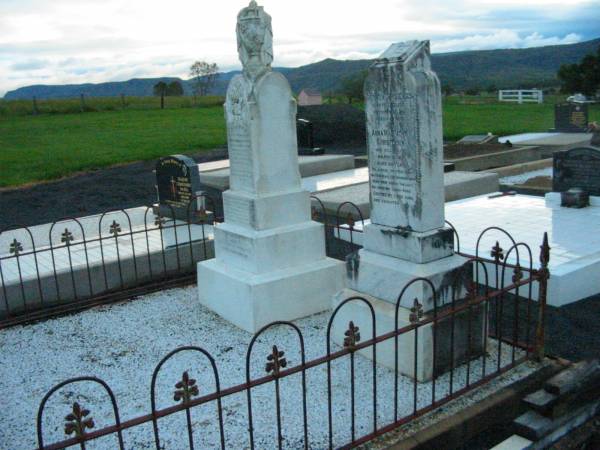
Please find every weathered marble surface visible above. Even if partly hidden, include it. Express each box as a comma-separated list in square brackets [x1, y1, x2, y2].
[331, 41, 478, 380]
[364, 40, 444, 233]
[198, 1, 344, 332]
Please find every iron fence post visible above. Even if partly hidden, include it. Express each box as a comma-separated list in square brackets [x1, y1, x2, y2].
[535, 232, 550, 362]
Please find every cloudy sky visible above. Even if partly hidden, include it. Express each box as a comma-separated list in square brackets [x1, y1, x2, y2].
[1, 0, 599, 96]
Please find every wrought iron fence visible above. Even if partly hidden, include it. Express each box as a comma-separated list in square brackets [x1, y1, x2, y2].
[32, 226, 550, 449]
[0, 195, 220, 327]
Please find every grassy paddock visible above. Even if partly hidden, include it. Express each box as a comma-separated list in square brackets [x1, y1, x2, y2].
[442, 94, 599, 141]
[0, 95, 224, 117]
[0, 95, 598, 188]
[0, 107, 226, 187]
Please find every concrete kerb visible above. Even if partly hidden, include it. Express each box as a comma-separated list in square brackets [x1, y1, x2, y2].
[485, 158, 553, 178]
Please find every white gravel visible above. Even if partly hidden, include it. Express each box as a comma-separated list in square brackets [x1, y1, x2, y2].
[0, 286, 534, 449]
[500, 167, 552, 186]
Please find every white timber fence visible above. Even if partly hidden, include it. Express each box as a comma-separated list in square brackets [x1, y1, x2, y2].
[498, 89, 544, 104]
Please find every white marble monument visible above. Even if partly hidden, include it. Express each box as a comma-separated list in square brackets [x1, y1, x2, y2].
[332, 41, 479, 381]
[197, 1, 345, 333]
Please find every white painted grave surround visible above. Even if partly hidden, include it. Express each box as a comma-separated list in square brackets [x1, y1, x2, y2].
[197, 1, 344, 333]
[332, 41, 479, 381]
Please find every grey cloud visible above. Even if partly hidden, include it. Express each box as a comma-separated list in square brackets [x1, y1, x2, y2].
[0, 36, 142, 57]
[10, 59, 48, 70]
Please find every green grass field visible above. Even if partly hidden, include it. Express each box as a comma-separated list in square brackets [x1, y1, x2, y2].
[442, 95, 599, 141]
[0, 107, 226, 187]
[0, 95, 598, 188]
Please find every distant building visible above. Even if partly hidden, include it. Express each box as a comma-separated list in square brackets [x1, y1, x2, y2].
[298, 89, 322, 106]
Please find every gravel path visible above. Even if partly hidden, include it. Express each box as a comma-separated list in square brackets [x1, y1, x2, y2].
[0, 286, 532, 450]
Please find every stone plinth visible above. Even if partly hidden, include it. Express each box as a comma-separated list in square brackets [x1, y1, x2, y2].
[198, 1, 344, 333]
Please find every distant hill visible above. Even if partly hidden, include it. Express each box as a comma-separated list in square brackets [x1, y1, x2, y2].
[4, 37, 599, 100]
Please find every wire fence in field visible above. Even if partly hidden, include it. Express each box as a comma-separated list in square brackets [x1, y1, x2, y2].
[0, 95, 225, 117]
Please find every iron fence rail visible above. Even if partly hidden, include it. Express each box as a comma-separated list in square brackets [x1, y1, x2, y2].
[0, 196, 219, 327]
[37, 251, 546, 450]
[1, 195, 551, 448]
[32, 231, 549, 449]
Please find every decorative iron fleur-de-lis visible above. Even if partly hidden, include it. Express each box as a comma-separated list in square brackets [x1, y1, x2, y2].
[311, 207, 320, 221]
[537, 232, 551, 282]
[64, 402, 94, 438]
[491, 241, 504, 263]
[154, 215, 166, 228]
[343, 321, 361, 350]
[61, 229, 74, 246]
[9, 239, 23, 256]
[409, 298, 424, 324]
[512, 264, 523, 284]
[109, 220, 121, 237]
[347, 214, 355, 230]
[173, 371, 199, 404]
[265, 345, 287, 376]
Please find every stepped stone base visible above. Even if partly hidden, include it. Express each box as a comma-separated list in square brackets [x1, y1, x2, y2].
[198, 257, 345, 333]
[349, 249, 472, 311]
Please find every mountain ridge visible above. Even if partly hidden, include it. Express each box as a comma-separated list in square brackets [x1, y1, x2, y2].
[4, 37, 599, 100]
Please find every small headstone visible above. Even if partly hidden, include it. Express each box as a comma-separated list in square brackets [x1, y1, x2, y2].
[297, 118, 325, 155]
[554, 103, 588, 132]
[297, 118, 314, 148]
[156, 155, 203, 219]
[553, 147, 600, 197]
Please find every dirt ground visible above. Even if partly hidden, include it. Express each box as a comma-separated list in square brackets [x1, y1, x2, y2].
[519, 175, 552, 189]
[0, 148, 228, 229]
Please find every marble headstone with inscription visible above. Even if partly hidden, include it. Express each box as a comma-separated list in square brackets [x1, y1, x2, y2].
[332, 41, 478, 381]
[197, 1, 344, 333]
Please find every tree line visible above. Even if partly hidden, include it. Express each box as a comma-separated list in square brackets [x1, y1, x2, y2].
[153, 60, 220, 98]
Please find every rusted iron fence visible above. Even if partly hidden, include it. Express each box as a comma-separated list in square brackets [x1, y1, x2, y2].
[32, 205, 550, 449]
[0, 195, 219, 328]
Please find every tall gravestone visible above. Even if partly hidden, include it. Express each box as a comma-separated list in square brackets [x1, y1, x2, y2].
[332, 42, 478, 381]
[197, 1, 344, 333]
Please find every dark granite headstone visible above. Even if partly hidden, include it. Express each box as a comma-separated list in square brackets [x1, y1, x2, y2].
[554, 103, 588, 132]
[553, 147, 600, 196]
[297, 118, 324, 155]
[156, 155, 202, 219]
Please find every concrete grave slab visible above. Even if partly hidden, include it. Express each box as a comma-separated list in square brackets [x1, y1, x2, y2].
[310, 171, 499, 219]
[199, 154, 355, 191]
[334, 193, 600, 306]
